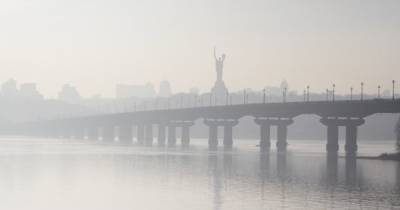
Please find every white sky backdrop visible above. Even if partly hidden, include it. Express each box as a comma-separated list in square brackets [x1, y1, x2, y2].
[0, 0, 399, 97]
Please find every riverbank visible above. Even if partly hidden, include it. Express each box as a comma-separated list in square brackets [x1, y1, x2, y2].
[357, 153, 400, 161]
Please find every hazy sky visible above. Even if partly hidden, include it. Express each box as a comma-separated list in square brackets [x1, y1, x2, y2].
[0, 0, 399, 98]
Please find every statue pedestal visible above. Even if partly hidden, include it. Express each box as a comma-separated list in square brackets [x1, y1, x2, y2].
[211, 80, 228, 105]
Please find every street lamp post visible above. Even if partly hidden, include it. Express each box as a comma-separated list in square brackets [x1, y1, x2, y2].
[263, 88, 266, 104]
[283, 88, 287, 103]
[393, 80, 396, 101]
[243, 90, 246, 104]
[378, 85, 381, 98]
[350, 87, 353, 101]
[326, 89, 329, 101]
[303, 89, 306, 102]
[361, 82, 364, 101]
[306, 86, 310, 102]
[332, 84, 335, 102]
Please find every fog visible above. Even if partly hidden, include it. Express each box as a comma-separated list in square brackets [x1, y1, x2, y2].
[0, 0, 399, 97]
[2, 1, 400, 210]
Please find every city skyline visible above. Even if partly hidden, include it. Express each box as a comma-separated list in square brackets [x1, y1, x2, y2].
[0, 0, 399, 97]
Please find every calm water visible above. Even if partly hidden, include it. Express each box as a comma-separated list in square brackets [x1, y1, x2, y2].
[0, 136, 399, 210]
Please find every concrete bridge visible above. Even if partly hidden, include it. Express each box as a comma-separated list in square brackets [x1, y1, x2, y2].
[17, 99, 400, 156]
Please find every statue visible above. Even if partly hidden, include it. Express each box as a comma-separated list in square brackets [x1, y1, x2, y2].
[214, 47, 226, 82]
[211, 46, 229, 105]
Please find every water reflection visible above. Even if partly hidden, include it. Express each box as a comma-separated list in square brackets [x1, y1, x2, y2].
[0, 138, 398, 210]
[326, 153, 338, 186]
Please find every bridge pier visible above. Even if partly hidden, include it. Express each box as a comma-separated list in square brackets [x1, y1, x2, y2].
[181, 126, 190, 147]
[254, 119, 272, 151]
[255, 118, 292, 152]
[87, 127, 99, 141]
[204, 120, 219, 149]
[276, 119, 293, 152]
[321, 117, 364, 156]
[167, 124, 177, 147]
[178, 121, 195, 148]
[320, 118, 340, 154]
[102, 126, 114, 142]
[208, 125, 218, 149]
[74, 128, 85, 139]
[204, 119, 238, 150]
[119, 124, 133, 144]
[145, 124, 153, 146]
[222, 121, 238, 149]
[345, 119, 364, 156]
[137, 124, 145, 145]
[157, 124, 166, 147]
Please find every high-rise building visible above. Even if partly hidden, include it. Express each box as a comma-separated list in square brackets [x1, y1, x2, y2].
[116, 83, 156, 98]
[58, 84, 82, 104]
[159, 80, 172, 97]
[1, 79, 18, 97]
[19, 83, 43, 100]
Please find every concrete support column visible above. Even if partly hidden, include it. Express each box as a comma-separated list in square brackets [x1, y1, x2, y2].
[145, 124, 153, 146]
[254, 119, 272, 151]
[223, 125, 233, 149]
[87, 127, 99, 141]
[119, 124, 133, 144]
[276, 124, 288, 152]
[167, 125, 176, 147]
[137, 124, 145, 145]
[260, 124, 271, 150]
[102, 126, 114, 142]
[327, 125, 339, 153]
[157, 124, 166, 147]
[320, 118, 339, 154]
[74, 128, 85, 139]
[181, 126, 190, 147]
[345, 125, 358, 156]
[208, 125, 218, 149]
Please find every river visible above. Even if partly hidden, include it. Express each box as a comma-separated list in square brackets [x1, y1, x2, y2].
[0, 136, 398, 210]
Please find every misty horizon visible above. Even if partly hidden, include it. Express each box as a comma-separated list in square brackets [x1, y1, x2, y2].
[0, 0, 399, 97]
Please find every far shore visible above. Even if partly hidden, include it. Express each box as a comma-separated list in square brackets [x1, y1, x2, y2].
[355, 153, 400, 161]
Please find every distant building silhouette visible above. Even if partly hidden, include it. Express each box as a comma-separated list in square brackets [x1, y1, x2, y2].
[159, 80, 172, 97]
[19, 83, 43, 100]
[58, 84, 82, 104]
[1, 79, 18, 98]
[189, 87, 199, 95]
[116, 83, 156, 98]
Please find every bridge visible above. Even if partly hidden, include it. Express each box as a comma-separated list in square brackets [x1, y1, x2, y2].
[16, 99, 400, 156]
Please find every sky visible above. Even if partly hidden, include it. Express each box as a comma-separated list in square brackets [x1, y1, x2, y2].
[0, 0, 399, 98]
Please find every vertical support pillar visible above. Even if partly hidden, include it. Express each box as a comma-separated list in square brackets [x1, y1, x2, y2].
[74, 128, 85, 139]
[102, 126, 114, 142]
[119, 124, 133, 144]
[326, 124, 339, 154]
[167, 124, 176, 147]
[145, 124, 153, 146]
[87, 127, 98, 141]
[345, 125, 358, 156]
[223, 125, 233, 149]
[259, 123, 271, 151]
[157, 124, 166, 147]
[276, 123, 288, 152]
[181, 126, 190, 147]
[137, 124, 145, 145]
[208, 125, 218, 149]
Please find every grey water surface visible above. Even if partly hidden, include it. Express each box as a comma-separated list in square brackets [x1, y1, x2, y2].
[0, 137, 399, 210]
